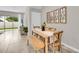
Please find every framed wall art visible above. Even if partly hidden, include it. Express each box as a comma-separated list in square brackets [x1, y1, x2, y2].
[47, 6, 67, 24]
[54, 9, 59, 23]
[50, 11, 54, 23]
[47, 12, 51, 23]
[59, 7, 67, 24]
[47, 11, 54, 23]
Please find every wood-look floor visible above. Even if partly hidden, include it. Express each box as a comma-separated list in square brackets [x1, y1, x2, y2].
[0, 29, 77, 53]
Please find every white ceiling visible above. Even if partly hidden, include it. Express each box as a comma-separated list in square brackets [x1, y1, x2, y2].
[0, 6, 27, 13]
[30, 6, 43, 9]
[0, 6, 43, 13]
[0, 6, 43, 16]
[0, 11, 18, 16]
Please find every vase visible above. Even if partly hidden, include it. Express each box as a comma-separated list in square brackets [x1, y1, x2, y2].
[42, 26, 45, 31]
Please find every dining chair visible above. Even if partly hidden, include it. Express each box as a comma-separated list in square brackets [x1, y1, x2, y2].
[33, 26, 40, 28]
[48, 28, 56, 32]
[30, 35, 45, 53]
[49, 31, 63, 53]
[45, 27, 56, 32]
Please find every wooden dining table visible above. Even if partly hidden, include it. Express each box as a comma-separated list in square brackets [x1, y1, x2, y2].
[32, 28, 54, 53]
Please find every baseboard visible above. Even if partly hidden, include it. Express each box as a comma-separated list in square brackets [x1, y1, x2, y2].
[62, 43, 79, 52]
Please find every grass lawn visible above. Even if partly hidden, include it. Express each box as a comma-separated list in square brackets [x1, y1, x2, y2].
[0, 28, 18, 30]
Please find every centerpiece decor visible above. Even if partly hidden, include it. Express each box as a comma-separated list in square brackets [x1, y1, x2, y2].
[42, 22, 46, 31]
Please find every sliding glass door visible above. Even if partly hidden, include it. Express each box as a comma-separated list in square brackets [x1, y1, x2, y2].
[0, 16, 5, 34]
[0, 16, 18, 34]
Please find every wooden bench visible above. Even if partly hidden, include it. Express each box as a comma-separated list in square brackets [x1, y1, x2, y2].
[30, 35, 44, 52]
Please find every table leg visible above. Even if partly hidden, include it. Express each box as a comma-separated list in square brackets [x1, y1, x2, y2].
[45, 38, 48, 53]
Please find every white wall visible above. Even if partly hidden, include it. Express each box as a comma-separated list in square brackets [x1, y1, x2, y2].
[42, 6, 79, 51]
[31, 12, 41, 29]
[28, 8, 42, 35]
[23, 9, 29, 27]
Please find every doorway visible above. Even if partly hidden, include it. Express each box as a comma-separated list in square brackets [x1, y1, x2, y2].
[30, 11, 42, 35]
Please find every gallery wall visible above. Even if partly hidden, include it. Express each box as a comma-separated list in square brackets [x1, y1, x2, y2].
[42, 6, 79, 52]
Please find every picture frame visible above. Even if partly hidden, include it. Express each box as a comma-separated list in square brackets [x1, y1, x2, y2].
[47, 12, 51, 23]
[47, 11, 54, 23]
[59, 7, 67, 24]
[54, 9, 59, 23]
[50, 11, 54, 23]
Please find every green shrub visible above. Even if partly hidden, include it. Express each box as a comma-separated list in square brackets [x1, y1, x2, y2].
[6, 16, 18, 22]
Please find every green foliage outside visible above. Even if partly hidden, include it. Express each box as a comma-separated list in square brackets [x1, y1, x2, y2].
[5, 17, 18, 22]
[0, 28, 17, 30]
